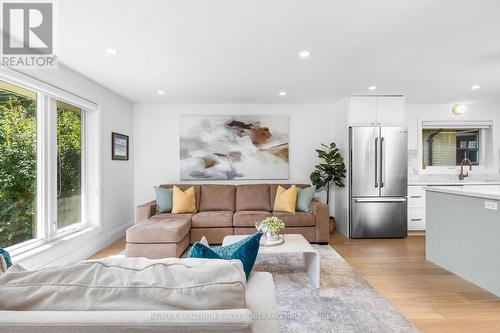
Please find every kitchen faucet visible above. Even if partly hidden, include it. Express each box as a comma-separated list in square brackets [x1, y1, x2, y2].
[459, 157, 472, 180]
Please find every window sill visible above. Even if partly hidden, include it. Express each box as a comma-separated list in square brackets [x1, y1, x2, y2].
[10, 226, 100, 264]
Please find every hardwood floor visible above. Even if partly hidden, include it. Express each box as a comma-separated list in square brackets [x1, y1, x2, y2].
[89, 233, 500, 332]
[330, 233, 500, 333]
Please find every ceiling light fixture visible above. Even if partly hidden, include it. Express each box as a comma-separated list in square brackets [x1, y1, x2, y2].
[471, 85, 480, 90]
[452, 104, 467, 115]
[157, 90, 165, 95]
[368, 86, 377, 90]
[299, 50, 311, 58]
[105, 48, 119, 55]
[279, 91, 287, 97]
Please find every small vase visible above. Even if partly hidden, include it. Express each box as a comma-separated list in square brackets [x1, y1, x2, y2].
[264, 229, 279, 242]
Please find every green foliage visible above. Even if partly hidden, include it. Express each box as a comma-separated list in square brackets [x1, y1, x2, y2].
[0, 94, 37, 247]
[261, 216, 285, 232]
[310, 143, 346, 205]
[0, 93, 82, 248]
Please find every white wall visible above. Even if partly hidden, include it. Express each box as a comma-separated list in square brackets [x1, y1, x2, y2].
[406, 103, 500, 173]
[134, 104, 339, 215]
[12, 65, 135, 267]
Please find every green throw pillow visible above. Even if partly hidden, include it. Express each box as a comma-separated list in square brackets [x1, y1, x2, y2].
[296, 186, 316, 212]
[154, 186, 173, 213]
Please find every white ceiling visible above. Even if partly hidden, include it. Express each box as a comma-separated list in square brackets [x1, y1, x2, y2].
[56, 0, 500, 104]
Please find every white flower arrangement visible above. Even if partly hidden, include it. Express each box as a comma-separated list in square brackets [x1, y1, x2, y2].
[261, 216, 285, 233]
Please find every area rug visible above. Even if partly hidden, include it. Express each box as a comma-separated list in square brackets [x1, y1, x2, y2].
[254, 245, 419, 333]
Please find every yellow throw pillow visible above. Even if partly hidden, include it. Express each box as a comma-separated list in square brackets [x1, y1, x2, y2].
[273, 185, 297, 213]
[172, 186, 197, 213]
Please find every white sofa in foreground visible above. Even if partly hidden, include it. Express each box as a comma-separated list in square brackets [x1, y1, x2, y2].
[0, 257, 279, 333]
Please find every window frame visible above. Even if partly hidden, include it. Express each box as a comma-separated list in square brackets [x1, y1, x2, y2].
[1, 73, 98, 255]
[418, 120, 495, 175]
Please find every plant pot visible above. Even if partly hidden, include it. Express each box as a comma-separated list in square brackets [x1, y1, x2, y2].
[329, 217, 336, 234]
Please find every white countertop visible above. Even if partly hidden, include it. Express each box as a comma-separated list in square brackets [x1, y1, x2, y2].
[426, 185, 500, 201]
[409, 175, 500, 186]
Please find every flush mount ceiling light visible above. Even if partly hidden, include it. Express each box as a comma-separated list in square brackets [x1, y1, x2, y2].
[368, 86, 377, 90]
[471, 85, 480, 90]
[157, 90, 165, 95]
[299, 50, 311, 58]
[279, 91, 287, 97]
[105, 48, 119, 55]
[452, 104, 467, 115]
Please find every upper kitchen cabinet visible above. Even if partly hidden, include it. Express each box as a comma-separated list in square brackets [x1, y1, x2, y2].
[349, 96, 405, 126]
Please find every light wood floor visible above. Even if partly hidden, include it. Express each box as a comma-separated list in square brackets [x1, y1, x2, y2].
[89, 234, 500, 332]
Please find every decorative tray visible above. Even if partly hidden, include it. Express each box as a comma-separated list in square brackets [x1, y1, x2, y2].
[260, 234, 285, 247]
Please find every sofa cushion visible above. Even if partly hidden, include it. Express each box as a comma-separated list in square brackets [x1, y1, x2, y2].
[0, 257, 246, 311]
[192, 211, 233, 228]
[199, 184, 236, 211]
[236, 184, 271, 211]
[269, 184, 309, 209]
[233, 210, 272, 227]
[151, 212, 194, 221]
[296, 186, 316, 212]
[126, 219, 191, 243]
[273, 211, 315, 227]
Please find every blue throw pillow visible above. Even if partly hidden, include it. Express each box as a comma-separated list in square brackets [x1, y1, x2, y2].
[0, 248, 12, 268]
[154, 186, 173, 213]
[188, 233, 262, 278]
[296, 186, 316, 212]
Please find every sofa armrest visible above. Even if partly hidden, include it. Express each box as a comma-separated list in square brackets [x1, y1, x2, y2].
[136, 200, 156, 223]
[311, 200, 330, 243]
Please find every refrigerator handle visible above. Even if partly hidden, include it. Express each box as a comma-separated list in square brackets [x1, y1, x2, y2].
[374, 137, 379, 188]
[380, 137, 385, 188]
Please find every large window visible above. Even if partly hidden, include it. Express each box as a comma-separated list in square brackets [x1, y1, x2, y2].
[0, 78, 91, 251]
[0, 81, 37, 248]
[422, 128, 481, 167]
[57, 101, 83, 230]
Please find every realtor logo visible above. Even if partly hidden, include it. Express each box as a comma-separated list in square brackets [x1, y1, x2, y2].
[1, 1, 56, 67]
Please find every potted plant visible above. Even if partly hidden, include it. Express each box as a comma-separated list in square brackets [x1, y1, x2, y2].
[258, 216, 285, 242]
[310, 143, 346, 233]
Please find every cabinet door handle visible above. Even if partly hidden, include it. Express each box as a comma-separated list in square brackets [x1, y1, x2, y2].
[411, 218, 423, 221]
[411, 195, 422, 198]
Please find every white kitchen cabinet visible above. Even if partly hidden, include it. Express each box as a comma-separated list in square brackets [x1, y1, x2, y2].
[376, 96, 405, 125]
[349, 96, 377, 126]
[349, 96, 405, 126]
[408, 185, 426, 230]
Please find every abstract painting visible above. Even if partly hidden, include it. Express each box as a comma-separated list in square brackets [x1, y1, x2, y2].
[180, 115, 289, 180]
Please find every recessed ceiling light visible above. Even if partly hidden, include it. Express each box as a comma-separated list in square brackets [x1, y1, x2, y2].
[279, 91, 287, 97]
[299, 50, 311, 58]
[471, 85, 480, 90]
[105, 48, 119, 55]
[157, 90, 165, 95]
[368, 86, 377, 90]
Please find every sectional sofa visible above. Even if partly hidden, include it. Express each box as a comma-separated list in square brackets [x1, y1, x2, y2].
[133, 184, 330, 253]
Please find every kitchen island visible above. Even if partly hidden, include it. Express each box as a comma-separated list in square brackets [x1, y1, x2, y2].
[426, 186, 500, 297]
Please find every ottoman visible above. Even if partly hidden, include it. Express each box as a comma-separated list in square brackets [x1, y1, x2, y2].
[125, 219, 190, 259]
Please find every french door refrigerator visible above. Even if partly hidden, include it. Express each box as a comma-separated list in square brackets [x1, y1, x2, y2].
[349, 126, 408, 238]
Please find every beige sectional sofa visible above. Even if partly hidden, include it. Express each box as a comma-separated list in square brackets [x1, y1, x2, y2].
[133, 184, 329, 253]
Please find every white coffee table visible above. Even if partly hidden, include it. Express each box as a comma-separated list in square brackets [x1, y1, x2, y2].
[222, 234, 320, 288]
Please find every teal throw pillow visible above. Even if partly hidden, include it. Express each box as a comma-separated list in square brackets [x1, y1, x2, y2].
[154, 186, 173, 213]
[296, 186, 316, 212]
[188, 232, 262, 278]
[0, 248, 12, 268]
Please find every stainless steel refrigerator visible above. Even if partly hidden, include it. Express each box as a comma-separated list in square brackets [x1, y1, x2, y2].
[349, 126, 408, 238]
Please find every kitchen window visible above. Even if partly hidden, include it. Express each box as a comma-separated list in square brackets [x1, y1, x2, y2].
[0, 76, 97, 253]
[420, 121, 493, 171]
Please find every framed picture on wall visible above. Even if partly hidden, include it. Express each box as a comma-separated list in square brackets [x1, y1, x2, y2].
[112, 132, 129, 160]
